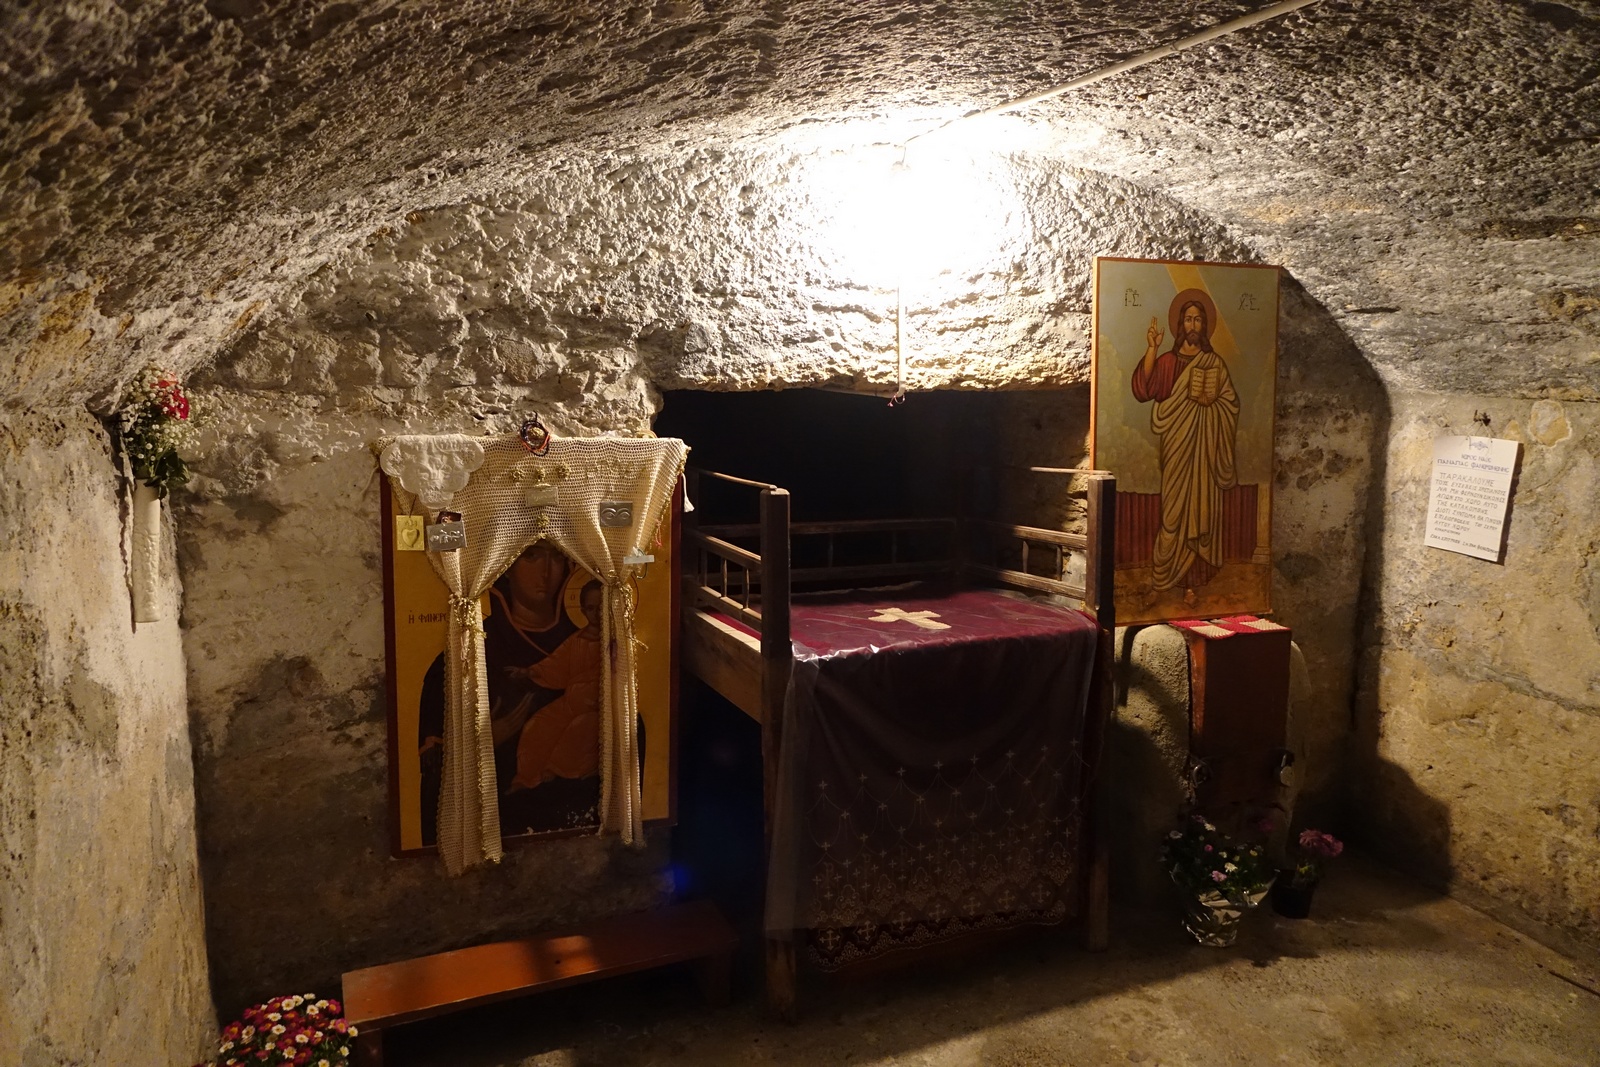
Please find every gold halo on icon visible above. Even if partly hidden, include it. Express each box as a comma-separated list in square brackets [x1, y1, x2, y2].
[561, 566, 601, 627]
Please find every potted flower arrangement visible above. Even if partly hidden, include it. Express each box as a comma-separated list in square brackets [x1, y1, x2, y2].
[195, 994, 359, 1067]
[118, 366, 199, 622]
[1161, 813, 1274, 946]
[1271, 828, 1343, 919]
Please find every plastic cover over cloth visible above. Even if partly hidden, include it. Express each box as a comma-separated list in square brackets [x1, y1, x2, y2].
[762, 585, 1100, 968]
[379, 433, 687, 874]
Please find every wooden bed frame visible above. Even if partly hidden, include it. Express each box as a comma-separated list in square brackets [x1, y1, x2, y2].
[679, 466, 1117, 1017]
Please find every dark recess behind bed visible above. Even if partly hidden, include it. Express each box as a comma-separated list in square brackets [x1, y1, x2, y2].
[653, 389, 1005, 527]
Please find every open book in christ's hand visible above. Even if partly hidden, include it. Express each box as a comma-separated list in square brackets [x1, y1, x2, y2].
[1186, 365, 1221, 405]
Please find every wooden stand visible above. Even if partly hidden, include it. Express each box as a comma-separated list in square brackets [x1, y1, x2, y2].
[341, 900, 737, 1067]
[1181, 619, 1292, 813]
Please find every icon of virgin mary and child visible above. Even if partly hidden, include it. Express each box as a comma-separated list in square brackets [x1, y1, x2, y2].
[417, 542, 642, 842]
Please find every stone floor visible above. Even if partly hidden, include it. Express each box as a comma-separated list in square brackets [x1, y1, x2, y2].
[389, 854, 1600, 1067]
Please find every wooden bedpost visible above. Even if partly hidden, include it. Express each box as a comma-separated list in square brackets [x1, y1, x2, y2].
[759, 487, 797, 1019]
[1082, 473, 1117, 952]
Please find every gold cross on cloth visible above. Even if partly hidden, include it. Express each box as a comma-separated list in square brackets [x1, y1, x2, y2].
[867, 607, 951, 631]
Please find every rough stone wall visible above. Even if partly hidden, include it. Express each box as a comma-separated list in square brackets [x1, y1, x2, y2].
[4, 1, 1594, 413]
[1353, 392, 1600, 966]
[0, 408, 213, 1066]
[176, 148, 1383, 998]
[201, 145, 1262, 409]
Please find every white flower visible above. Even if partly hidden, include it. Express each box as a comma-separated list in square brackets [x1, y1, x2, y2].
[348, 1027, 359, 1037]
[1224, 862, 1238, 872]
[1203, 822, 1216, 832]
[271, 1024, 286, 1035]
[267, 1013, 281, 1022]
[1168, 830, 1182, 839]
[339, 1048, 350, 1057]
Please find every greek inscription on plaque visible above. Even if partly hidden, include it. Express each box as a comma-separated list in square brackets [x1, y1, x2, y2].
[425, 512, 467, 552]
[1424, 436, 1518, 562]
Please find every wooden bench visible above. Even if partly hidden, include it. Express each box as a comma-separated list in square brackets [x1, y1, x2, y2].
[341, 900, 738, 1066]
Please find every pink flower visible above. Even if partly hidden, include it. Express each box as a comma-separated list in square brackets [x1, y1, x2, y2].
[1210, 870, 1226, 882]
[1299, 829, 1344, 859]
[1203, 844, 1213, 852]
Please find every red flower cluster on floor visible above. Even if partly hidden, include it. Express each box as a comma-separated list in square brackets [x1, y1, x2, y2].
[194, 995, 359, 1067]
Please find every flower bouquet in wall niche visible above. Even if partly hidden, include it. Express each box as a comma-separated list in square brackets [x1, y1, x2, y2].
[118, 366, 199, 623]
[194, 995, 359, 1067]
[1161, 813, 1274, 946]
[1271, 829, 1344, 919]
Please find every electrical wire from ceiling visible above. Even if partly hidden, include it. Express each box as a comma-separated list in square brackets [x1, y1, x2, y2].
[887, 0, 1323, 403]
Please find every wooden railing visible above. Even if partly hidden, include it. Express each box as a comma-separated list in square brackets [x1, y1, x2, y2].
[959, 466, 1116, 632]
[682, 469, 778, 634]
[697, 518, 957, 589]
[683, 465, 1116, 636]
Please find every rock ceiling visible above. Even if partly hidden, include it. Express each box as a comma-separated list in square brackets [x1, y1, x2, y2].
[2, 0, 1597, 410]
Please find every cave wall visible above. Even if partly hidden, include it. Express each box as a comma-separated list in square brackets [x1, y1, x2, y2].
[1353, 391, 1600, 965]
[0, 408, 213, 1067]
[177, 145, 1379, 1000]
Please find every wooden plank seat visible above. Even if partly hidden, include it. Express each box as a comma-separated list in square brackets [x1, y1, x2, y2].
[341, 900, 737, 1066]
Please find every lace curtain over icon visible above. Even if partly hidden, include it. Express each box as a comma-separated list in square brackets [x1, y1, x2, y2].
[378, 432, 687, 874]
